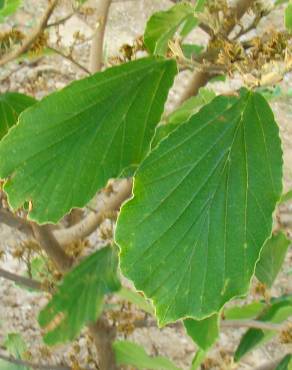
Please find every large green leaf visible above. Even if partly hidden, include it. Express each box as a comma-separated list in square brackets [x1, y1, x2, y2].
[116, 89, 283, 325]
[184, 314, 219, 350]
[0, 58, 176, 223]
[144, 2, 204, 56]
[0, 0, 22, 21]
[256, 232, 290, 287]
[38, 246, 121, 345]
[234, 296, 292, 361]
[0, 92, 36, 140]
[113, 340, 180, 370]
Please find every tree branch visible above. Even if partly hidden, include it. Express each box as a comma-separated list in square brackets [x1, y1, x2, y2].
[31, 224, 73, 273]
[55, 179, 132, 245]
[0, 208, 33, 236]
[0, 0, 59, 67]
[0, 353, 70, 370]
[89, 0, 112, 73]
[88, 318, 118, 370]
[0, 267, 43, 291]
[221, 319, 287, 332]
[173, 0, 255, 109]
[48, 46, 91, 74]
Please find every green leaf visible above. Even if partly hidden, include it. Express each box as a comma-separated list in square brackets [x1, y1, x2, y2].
[276, 355, 292, 370]
[280, 189, 292, 204]
[0, 92, 36, 140]
[224, 302, 265, 320]
[184, 314, 219, 351]
[0, 360, 28, 370]
[4, 333, 27, 359]
[38, 246, 121, 345]
[256, 232, 290, 288]
[285, 3, 292, 31]
[0, 0, 22, 21]
[181, 44, 204, 59]
[152, 88, 216, 148]
[116, 89, 283, 325]
[0, 57, 176, 223]
[234, 296, 292, 361]
[144, 3, 203, 55]
[118, 287, 154, 315]
[113, 340, 180, 370]
[190, 349, 207, 370]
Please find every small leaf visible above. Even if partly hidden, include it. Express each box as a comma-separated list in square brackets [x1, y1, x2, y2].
[4, 333, 27, 359]
[0, 0, 22, 21]
[38, 246, 121, 345]
[275, 354, 292, 370]
[285, 3, 292, 32]
[113, 340, 180, 370]
[116, 89, 283, 325]
[224, 301, 265, 320]
[0, 92, 36, 140]
[280, 189, 292, 204]
[0, 58, 176, 223]
[118, 287, 154, 315]
[234, 296, 292, 361]
[181, 44, 204, 59]
[184, 314, 219, 350]
[144, 3, 203, 55]
[256, 232, 290, 288]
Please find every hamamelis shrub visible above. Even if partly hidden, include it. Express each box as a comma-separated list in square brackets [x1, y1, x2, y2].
[0, 0, 292, 369]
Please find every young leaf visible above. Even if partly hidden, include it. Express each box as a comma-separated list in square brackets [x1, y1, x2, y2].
[118, 287, 154, 315]
[0, 58, 176, 223]
[4, 333, 27, 359]
[181, 44, 204, 59]
[224, 301, 265, 320]
[2, 333, 29, 370]
[280, 189, 292, 204]
[285, 3, 292, 32]
[38, 246, 121, 345]
[275, 354, 292, 370]
[184, 314, 219, 351]
[113, 340, 180, 370]
[234, 296, 292, 361]
[0, 0, 22, 21]
[256, 232, 290, 288]
[0, 92, 36, 140]
[144, 2, 204, 55]
[116, 89, 283, 325]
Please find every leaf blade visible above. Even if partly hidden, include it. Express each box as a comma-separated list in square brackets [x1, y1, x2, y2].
[116, 89, 283, 324]
[0, 58, 176, 223]
[38, 246, 121, 345]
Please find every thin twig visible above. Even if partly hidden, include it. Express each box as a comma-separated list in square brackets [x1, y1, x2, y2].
[0, 267, 43, 291]
[89, 0, 112, 73]
[0, 353, 70, 370]
[0, 208, 33, 235]
[173, 0, 255, 109]
[0, 0, 59, 67]
[221, 319, 287, 332]
[48, 46, 91, 74]
[31, 224, 73, 273]
[0, 179, 132, 246]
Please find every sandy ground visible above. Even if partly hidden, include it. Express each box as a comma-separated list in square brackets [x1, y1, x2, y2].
[0, 1, 291, 369]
